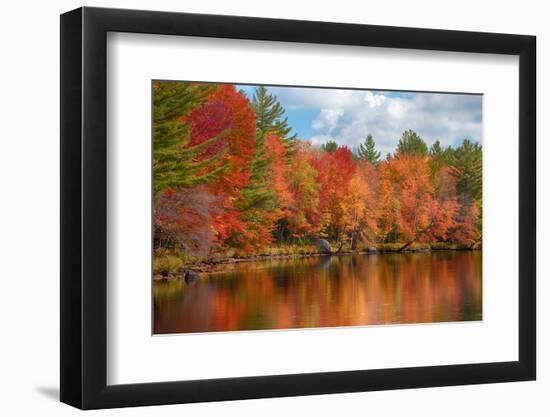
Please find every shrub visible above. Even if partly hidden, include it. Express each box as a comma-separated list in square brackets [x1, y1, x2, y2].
[154, 255, 184, 275]
[430, 242, 470, 250]
[377, 242, 404, 252]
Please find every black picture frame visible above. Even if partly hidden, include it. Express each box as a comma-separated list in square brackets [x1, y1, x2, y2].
[60, 6, 536, 410]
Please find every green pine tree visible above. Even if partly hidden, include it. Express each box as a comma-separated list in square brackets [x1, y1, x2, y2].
[356, 134, 381, 163]
[228, 130, 278, 248]
[449, 139, 482, 203]
[238, 132, 275, 212]
[320, 140, 338, 154]
[237, 85, 290, 212]
[251, 86, 298, 151]
[232, 86, 299, 246]
[429, 140, 452, 193]
[430, 140, 454, 164]
[396, 129, 428, 156]
[430, 140, 443, 158]
[153, 81, 228, 198]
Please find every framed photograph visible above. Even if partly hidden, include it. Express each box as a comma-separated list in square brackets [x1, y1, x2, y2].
[60, 6, 536, 409]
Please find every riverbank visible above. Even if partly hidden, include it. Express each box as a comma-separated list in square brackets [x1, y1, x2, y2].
[153, 242, 481, 281]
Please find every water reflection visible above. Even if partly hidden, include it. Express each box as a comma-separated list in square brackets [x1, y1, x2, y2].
[153, 251, 482, 334]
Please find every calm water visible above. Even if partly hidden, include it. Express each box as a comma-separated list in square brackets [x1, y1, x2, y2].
[153, 251, 482, 334]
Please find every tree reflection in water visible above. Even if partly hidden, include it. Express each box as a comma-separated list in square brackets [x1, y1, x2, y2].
[153, 251, 482, 334]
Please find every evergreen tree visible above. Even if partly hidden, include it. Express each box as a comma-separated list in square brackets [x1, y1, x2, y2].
[396, 129, 428, 156]
[320, 140, 338, 154]
[152, 81, 228, 198]
[356, 134, 381, 164]
[228, 131, 279, 249]
[429, 140, 453, 194]
[251, 86, 298, 148]
[449, 139, 482, 203]
[227, 86, 298, 249]
[448, 139, 483, 248]
[430, 140, 443, 158]
[430, 140, 454, 164]
[239, 133, 275, 211]
[240, 85, 290, 215]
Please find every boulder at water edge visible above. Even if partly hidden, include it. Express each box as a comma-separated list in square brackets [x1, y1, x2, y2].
[314, 238, 332, 254]
[184, 269, 200, 284]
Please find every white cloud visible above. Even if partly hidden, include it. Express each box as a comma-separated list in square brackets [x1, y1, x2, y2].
[364, 91, 386, 108]
[266, 86, 482, 155]
[387, 100, 408, 119]
[312, 108, 344, 133]
[270, 86, 363, 109]
[308, 134, 332, 146]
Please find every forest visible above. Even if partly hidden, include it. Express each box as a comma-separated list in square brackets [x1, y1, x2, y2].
[153, 81, 482, 275]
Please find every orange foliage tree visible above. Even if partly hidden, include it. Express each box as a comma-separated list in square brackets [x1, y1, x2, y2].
[153, 81, 482, 261]
[196, 85, 257, 245]
[340, 162, 379, 249]
[266, 134, 294, 240]
[311, 146, 356, 243]
[382, 154, 460, 250]
[286, 142, 320, 239]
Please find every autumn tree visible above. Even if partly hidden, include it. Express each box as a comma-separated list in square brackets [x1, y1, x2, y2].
[377, 160, 399, 243]
[285, 142, 320, 239]
[154, 186, 224, 257]
[155, 83, 258, 256]
[153, 81, 235, 259]
[265, 134, 295, 241]
[219, 86, 301, 251]
[152, 81, 228, 198]
[383, 154, 459, 250]
[340, 163, 379, 249]
[449, 201, 481, 247]
[152, 80, 483, 261]
[202, 85, 258, 245]
[312, 146, 356, 243]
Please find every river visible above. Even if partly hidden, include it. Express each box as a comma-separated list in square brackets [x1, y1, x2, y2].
[153, 251, 482, 334]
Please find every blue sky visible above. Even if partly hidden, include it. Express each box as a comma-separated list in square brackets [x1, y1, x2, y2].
[238, 84, 482, 156]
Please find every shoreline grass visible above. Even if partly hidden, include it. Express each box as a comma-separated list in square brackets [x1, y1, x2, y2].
[153, 241, 481, 278]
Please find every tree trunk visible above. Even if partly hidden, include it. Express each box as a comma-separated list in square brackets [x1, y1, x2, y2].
[468, 236, 482, 249]
[398, 240, 414, 252]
